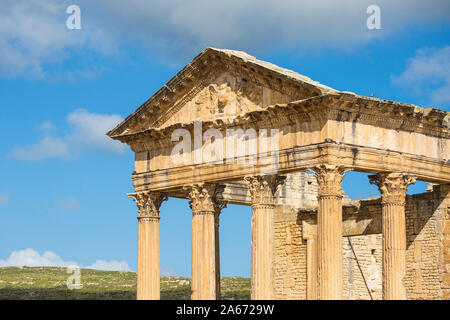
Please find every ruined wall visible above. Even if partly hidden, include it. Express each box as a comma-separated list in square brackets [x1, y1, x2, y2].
[342, 234, 382, 300]
[273, 207, 307, 299]
[435, 184, 450, 300]
[274, 187, 449, 300]
[440, 185, 450, 299]
[404, 190, 443, 299]
[278, 172, 318, 209]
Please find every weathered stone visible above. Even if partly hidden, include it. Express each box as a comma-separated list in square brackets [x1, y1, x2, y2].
[128, 191, 167, 300]
[109, 48, 450, 300]
[185, 183, 225, 300]
[244, 174, 285, 299]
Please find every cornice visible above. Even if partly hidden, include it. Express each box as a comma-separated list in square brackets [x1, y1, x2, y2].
[113, 93, 449, 152]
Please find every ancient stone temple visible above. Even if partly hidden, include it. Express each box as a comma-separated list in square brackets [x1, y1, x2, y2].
[107, 48, 450, 300]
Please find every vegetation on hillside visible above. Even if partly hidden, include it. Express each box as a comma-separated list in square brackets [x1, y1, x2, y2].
[0, 267, 250, 300]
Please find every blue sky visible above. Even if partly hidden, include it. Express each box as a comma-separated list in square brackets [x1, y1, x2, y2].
[0, 1, 449, 277]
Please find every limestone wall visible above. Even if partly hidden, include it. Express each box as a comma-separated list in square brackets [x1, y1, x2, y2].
[273, 187, 449, 300]
[404, 190, 442, 299]
[439, 185, 450, 299]
[342, 234, 382, 300]
[274, 208, 307, 299]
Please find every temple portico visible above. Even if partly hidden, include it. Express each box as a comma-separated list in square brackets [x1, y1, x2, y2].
[108, 48, 450, 300]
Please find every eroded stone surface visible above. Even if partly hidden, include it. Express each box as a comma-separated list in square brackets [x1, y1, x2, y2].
[109, 48, 450, 300]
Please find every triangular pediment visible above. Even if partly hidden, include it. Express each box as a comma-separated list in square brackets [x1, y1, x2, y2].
[107, 48, 337, 138]
[153, 71, 302, 129]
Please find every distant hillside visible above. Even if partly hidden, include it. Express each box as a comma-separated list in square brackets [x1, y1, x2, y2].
[0, 267, 250, 300]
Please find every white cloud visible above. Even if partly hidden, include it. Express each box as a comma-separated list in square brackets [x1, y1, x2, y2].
[81, 0, 450, 58]
[392, 46, 450, 106]
[10, 136, 70, 161]
[57, 197, 81, 211]
[0, 248, 131, 272]
[65, 109, 126, 154]
[0, 193, 9, 206]
[0, 248, 77, 268]
[10, 109, 126, 161]
[0, 0, 116, 78]
[86, 260, 131, 272]
[1, 0, 449, 78]
[39, 121, 56, 131]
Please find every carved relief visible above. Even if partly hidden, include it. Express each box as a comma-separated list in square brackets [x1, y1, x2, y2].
[128, 191, 168, 218]
[369, 173, 416, 205]
[184, 183, 227, 214]
[244, 174, 286, 207]
[312, 164, 348, 197]
[190, 73, 263, 117]
[153, 72, 296, 129]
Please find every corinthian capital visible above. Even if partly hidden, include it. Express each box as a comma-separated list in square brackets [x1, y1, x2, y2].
[312, 164, 348, 197]
[369, 173, 416, 205]
[184, 183, 227, 214]
[244, 174, 286, 207]
[128, 191, 168, 218]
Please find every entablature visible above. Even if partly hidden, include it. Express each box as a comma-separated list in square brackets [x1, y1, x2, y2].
[131, 142, 450, 193]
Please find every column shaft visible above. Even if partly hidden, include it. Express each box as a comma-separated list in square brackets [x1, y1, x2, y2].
[191, 211, 217, 299]
[215, 213, 221, 299]
[251, 204, 275, 299]
[186, 184, 225, 300]
[137, 216, 160, 299]
[313, 165, 346, 300]
[369, 173, 415, 300]
[129, 191, 167, 300]
[245, 175, 285, 300]
[317, 195, 343, 299]
[382, 203, 406, 299]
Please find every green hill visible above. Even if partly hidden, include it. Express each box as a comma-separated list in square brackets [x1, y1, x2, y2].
[0, 267, 250, 300]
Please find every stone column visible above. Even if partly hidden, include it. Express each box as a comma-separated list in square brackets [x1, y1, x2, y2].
[244, 174, 285, 300]
[214, 210, 221, 299]
[186, 184, 226, 300]
[129, 191, 167, 300]
[369, 173, 415, 300]
[313, 165, 347, 300]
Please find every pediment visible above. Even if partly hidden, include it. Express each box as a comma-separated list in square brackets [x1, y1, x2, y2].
[107, 48, 337, 138]
[153, 71, 300, 129]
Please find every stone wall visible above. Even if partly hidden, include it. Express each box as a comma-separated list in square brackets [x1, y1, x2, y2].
[274, 207, 307, 299]
[404, 190, 442, 299]
[273, 187, 450, 300]
[342, 234, 382, 300]
[437, 184, 450, 300]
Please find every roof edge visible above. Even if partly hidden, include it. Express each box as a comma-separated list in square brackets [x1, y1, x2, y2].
[107, 47, 338, 138]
